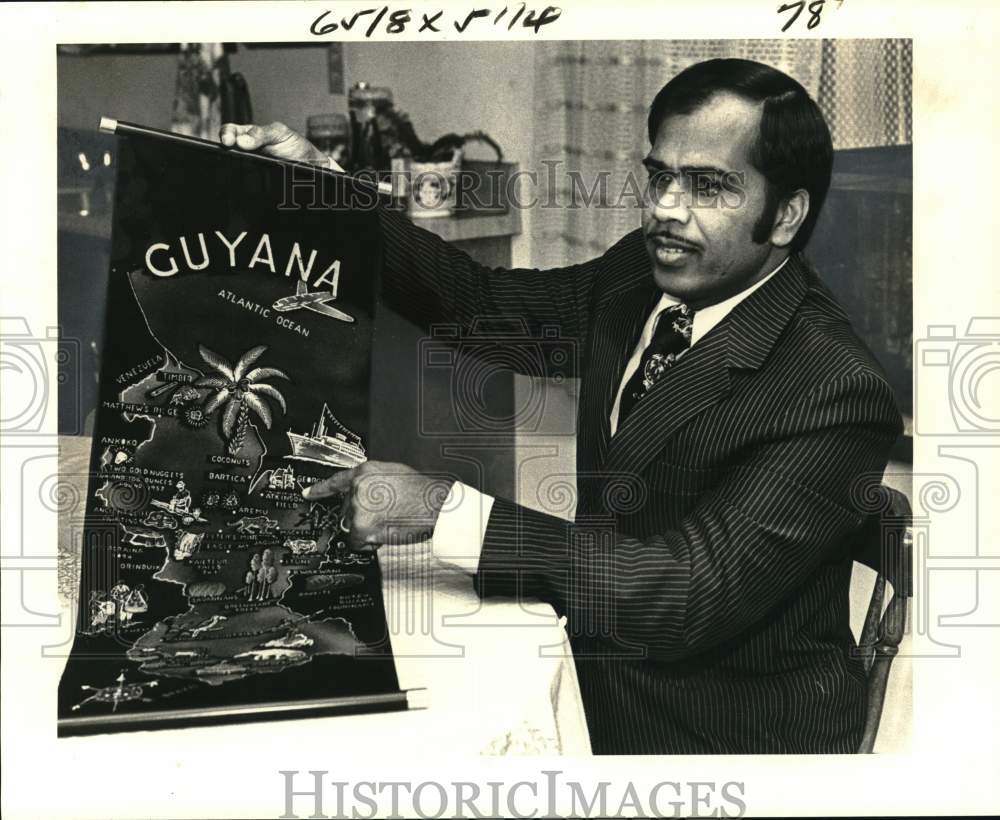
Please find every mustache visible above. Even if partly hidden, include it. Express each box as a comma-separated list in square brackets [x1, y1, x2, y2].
[646, 231, 703, 252]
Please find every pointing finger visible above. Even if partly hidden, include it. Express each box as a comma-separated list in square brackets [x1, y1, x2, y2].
[302, 468, 354, 500]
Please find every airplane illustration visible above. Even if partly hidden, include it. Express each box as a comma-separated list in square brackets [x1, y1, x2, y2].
[272, 279, 355, 323]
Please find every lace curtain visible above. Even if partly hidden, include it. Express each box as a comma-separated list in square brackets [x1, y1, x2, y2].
[530, 39, 912, 269]
[818, 39, 913, 149]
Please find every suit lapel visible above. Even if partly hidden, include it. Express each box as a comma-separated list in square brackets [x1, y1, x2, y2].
[601, 254, 811, 480]
[601, 330, 731, 479]
[722, 254, 813, 371]
[577, 281, 658, 474]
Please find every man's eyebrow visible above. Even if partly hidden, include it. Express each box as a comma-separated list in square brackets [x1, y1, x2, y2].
[641, 158, 731, 175]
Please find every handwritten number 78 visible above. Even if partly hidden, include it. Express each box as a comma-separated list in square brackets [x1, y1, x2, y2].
[778, 0, 826, 32]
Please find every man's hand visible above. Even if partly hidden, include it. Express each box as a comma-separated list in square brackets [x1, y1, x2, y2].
[303, 461, 452, 551]
[219, 121, 344, 170]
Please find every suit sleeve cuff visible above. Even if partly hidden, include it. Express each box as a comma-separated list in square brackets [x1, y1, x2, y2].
[431, 481, 495, 574]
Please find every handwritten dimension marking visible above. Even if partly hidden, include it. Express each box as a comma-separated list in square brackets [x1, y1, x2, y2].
[309, 5, 562, 37]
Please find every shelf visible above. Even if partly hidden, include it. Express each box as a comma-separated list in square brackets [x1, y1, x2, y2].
[830, 172, 912, 195]
[409, 209, 521, 243]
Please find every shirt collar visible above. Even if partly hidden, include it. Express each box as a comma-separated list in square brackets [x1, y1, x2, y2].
[650, 255, 790, 347]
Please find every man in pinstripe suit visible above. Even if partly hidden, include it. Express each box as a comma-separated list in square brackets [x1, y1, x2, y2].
[224, 58, 902, 754]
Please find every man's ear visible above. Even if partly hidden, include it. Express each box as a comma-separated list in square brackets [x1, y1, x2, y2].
[770, 189, 810, 248]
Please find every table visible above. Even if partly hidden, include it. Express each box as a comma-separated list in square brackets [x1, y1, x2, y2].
[47, 435, 591, 755]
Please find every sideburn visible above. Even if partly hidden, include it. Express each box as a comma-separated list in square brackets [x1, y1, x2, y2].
[751, 185, 782, 245]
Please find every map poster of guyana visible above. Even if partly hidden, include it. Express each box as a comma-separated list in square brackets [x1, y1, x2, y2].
[57, 124, 407, 736]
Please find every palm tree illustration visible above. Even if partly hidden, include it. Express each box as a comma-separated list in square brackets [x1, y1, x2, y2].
[194, 345, 290, 455]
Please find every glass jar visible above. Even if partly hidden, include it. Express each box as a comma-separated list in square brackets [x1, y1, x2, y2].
[306, 113, 351, 167]
[347, 82, 394, 124]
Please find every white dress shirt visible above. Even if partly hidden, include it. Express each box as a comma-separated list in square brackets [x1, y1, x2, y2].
[432, 257, 790, 573]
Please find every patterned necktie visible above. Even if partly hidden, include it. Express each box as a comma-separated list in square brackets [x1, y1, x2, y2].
[617, 302, 694, 424]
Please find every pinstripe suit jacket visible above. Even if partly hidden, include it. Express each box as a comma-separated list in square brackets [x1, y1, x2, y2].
[379, 210, 902, 754]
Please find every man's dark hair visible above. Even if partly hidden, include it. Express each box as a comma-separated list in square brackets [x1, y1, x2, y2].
[647, 58, 833, 251]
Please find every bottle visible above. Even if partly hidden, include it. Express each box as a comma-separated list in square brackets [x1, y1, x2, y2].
[306, 113, 351, 168]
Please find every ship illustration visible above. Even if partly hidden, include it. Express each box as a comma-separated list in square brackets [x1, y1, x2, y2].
[286, 404, 367, 469]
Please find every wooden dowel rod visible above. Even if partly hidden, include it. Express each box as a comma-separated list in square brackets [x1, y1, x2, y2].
[98, 116, 393, 197]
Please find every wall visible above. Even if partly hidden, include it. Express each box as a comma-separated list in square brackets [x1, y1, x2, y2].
[58, 51, 178, 131]
[57, 42, 536, 265]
